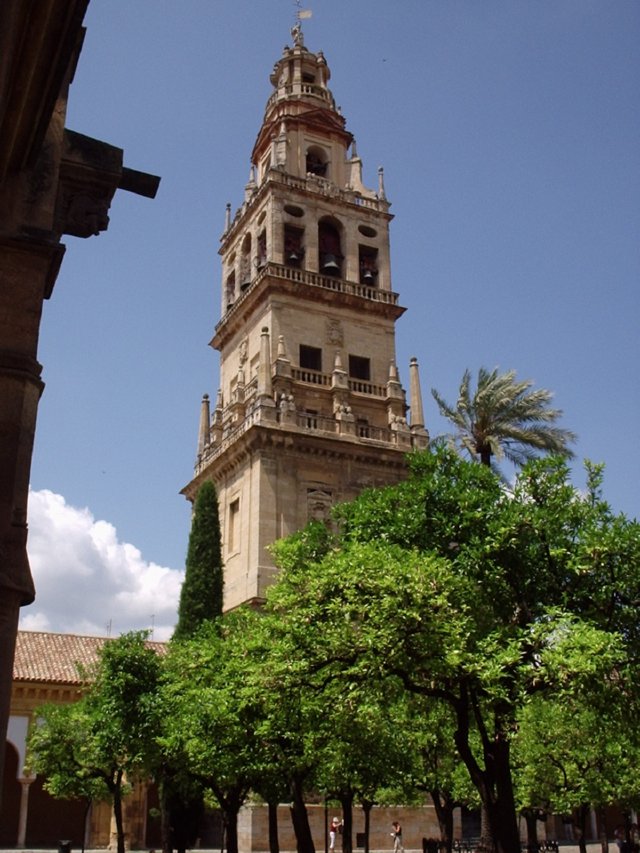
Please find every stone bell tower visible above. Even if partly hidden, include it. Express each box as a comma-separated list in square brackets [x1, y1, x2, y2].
[183, 24, 428, 611]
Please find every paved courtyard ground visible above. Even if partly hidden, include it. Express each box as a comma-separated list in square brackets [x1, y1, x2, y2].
[0, 845, 612, 853]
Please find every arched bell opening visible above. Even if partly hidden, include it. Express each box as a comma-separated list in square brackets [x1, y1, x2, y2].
[284, 225, 305, 268]
[240, 233, 252, 291]
[318, 218, 343, 278]
[225, 269, 236, 311]
[256, 229, 267, 270]
[359, 245, 378, 285]
[306, 145, 328, 178]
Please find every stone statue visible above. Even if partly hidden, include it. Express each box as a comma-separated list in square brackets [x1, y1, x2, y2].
[291, 22, 304, 48]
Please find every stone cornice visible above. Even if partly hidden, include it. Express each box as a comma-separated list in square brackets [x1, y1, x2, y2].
[212, 262, 404, 350]
[182, 416, 408, 501]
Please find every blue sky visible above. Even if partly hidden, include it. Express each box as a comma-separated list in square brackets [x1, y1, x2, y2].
[22, 1, 640, 640]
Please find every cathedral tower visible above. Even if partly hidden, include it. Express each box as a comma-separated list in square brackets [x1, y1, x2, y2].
[183, 24, 428, 611]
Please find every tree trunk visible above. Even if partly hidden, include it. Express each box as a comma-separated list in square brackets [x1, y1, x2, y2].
[112, 772, 126, 853]
[361, 800, 374, 853]
[478, 801, 494, 853]
[223, 803, 241, 853]
[483, 732, 521, 853]
[522, 809, 540, 853]
[268, 799, 280, 853]
[598, 807, 609, 853]
[290, 776, 316, 853]
[430, 790, 454, 853]
[455, 735, 518, 853]
[478, 445, 492, 467]
[159, 771, 172, 853]
[340, 793, 354, 853]
[575, 805, 589, 853]
[81, 799, 91, 853]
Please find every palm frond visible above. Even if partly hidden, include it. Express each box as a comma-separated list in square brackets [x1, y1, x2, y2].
[433, 366, 577, 473]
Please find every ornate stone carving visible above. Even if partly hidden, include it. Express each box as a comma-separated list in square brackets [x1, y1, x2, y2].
[62, 190, 112, 237]
[239, 336, 249, 365]
[326, 319, 343, 347]
[307, 488, 332, 523]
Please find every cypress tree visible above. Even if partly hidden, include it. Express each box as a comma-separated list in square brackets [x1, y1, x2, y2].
[174, 479, 223, 639]
[168, 481, 223, 852]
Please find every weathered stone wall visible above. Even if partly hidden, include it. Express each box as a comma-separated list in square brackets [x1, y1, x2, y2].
[238, 802, 448, 853]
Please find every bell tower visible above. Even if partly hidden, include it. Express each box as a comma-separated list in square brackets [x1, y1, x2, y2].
[183, 25, 428, 611]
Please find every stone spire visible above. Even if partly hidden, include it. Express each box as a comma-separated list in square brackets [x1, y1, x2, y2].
[197, 393, 210, 458]
[409, 356, 425, 429]
[257, 326, 274, 400]
[244, 165, 256, 201]
[377, 166, 387, 200]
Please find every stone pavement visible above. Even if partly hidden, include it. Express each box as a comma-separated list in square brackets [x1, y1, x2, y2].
[0, 845, 612, 853]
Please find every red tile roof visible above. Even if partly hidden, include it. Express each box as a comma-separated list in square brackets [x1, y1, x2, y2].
[13, 630, 166, 685]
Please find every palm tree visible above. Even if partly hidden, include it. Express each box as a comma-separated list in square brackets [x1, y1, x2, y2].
[431, 367, 576, 470]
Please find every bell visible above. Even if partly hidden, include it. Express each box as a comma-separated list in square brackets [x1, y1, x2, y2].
[288, 251, 300, 262]
[321, 254, 340, 272]
[362, 268, 374, 282]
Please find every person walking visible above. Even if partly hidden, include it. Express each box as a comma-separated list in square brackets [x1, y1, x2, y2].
[391, 821, 404, 853]
[330, 817, 342, 853]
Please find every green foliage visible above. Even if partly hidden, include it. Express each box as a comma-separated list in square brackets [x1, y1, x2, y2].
[161, 611, 266, 853]
[514, 688, 640, 817]
[28, 448, 639, 853]
[267, 447, 640, 853]
[174, 479, 223, 640]
[85, 631, 163, 768]
[28, 631, 162, 853]
[27, 702, 111, 803]
[431, 367, 576, 471]
[514, 612, 640, 819]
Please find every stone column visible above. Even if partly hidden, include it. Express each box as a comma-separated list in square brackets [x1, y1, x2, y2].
[16, 775, 35, 848]
[0, 236, 62, 803]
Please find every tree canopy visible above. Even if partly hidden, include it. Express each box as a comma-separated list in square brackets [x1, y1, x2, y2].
[28, 449, 640, 853]
[28, 632, 162, 853]
[268, 448, 639, 853]
[174, 479, 223, 640]
[431, 367, 576, 470]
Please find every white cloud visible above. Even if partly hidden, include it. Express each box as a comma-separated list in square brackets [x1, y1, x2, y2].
[20, 489, 183, 641]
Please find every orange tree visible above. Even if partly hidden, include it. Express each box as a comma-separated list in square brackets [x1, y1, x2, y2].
[267, 448, 640, 853]
[28, 632, 162, 853]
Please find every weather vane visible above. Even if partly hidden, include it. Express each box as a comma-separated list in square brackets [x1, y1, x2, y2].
[292, 0, 312, 47]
